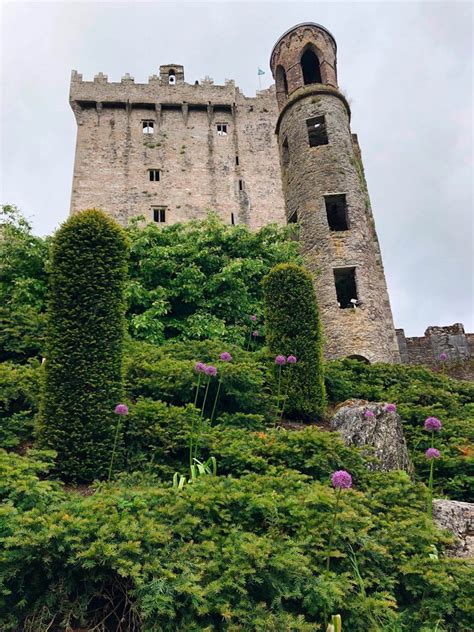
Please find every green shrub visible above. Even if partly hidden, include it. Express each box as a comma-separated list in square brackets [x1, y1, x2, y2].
[0, 360, 42, 449]
[39, 210, 129, 482]
[326, 359, 474, 501]
[263, 263, 326, 419]
[1, 452, 472, 632]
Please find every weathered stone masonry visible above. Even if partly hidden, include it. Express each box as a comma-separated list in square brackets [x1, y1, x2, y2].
[68, 24, 472, 369]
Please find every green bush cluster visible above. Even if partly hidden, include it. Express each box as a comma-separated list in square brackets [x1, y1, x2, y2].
[1, 449, 472, 631]
[263, 263, 326, 419]
[39, 210, 129, 482]
[326, 359, 474, 501]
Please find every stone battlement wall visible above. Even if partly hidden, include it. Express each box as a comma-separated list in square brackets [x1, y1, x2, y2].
[396, 323, 473, 368]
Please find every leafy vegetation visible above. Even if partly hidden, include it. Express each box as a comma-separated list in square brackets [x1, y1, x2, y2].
[0, 207, 473, 631]
[39, 209, 129, 482]
[263, 263, 326, 419]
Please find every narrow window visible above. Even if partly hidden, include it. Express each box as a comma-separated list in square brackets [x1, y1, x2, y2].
[168, 69, 176, 85]
[306, 116, 328, 147]
[235, 155, 239, 166]
[143, 120, 154, 134]
[149, 169, 161, 182]
[152, 207, 167, 223]
[282, 137, 290, 168]
[231, 212, 235, 225]
[301, 48, 322, 85]
[325, 194, 348, 231]
[238, 179, 244, 191]
[288, 211, 298, 224]
[334, 267, 358, 309]
[216, 123, 228, 136]
[276, 65, 288, 97]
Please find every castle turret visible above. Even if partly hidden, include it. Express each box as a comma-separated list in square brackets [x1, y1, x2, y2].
[270, 23, 400, 363]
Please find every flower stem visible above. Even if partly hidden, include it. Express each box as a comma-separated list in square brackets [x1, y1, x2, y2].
[279, 379, 290, 422]
[427, 459, 435, 519]
[210, 379, 222, 425]
[246, 329, 252, 351]
[108, 416, 122, 482]
[194, 376, 211, 460]
[193, 373, 202, 408]
[326, 488, 342, 571]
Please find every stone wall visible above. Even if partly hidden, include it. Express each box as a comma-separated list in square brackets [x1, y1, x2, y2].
[69, 69, 286, 230]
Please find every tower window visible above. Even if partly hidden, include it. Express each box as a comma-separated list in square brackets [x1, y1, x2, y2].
[152, 207, 167, 223]
[149, 169, 161, 182]
[216, 123, 228, 136]
[325, 194, 348, 231]
[143, 120, 154, 134]
[235, 155, 239, 166]
[276, 65, 288, 97]
[288, 210, 298, 224]
[306, 116, 328, 147]
[231, 212, 235, 225]
[334, 267, 358, 309]
[301, 48, 322, 85]
[168, 69, 176, 85]
[282, 137, 290, 168]
[238, 179, 244, 191]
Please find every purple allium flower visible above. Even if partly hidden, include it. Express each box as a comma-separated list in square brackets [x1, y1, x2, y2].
[364, 409, 374, 418]
[439, 352, 447, 362]
[194, 361, 206, 373]
[220, 352, 232, 362]
[250, 315, 257, 322]
[114, 403, 129, 415]
[424, 417, 442, 432]
[205, 365, 217, 377]
[425, 448, 441, 460]
[275, 355, 286, 365]
[386, 403, 397, 413]
[252, 330, 259, 337]
[331, 470, 353, 489]
[287, 355, 297, 364]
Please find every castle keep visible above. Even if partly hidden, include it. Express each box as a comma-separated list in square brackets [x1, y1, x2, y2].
[69, 22, 470, 367]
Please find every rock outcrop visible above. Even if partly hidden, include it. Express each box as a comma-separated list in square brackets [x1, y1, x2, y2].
[330, 399, 413, 473]
[433, 499, 474, 559]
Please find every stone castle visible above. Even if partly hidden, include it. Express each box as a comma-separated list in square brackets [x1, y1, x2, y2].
[69, 22, 472, 369]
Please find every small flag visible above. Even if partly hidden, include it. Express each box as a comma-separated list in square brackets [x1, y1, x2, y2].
[257, 68, 265, 76]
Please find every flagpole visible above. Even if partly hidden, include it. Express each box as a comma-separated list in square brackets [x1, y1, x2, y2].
[258, 68, 261, 91]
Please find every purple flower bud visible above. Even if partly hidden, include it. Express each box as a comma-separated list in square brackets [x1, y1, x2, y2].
[287, 355, 297, 364]
[425, 448, 441, 460]
[424, 417, 442, 432]
[439, 352, 447, 362]
[194, 362, 206, 373]
[386, 403, 397, 413]
[252, 330, 259, 337]
[220, 352, 232, 362]
[205, 365, 217, 377]
[331, 470, 352, 489]
[250, 315, 257, 322]
[114, 403, 129, 415]
[364, 409, 374, 418]
[275, 355, 286, 365]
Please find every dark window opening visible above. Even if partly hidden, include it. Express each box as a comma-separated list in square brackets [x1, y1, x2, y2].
[306, 116, 328, 147]
[334, 267, 358, 308]
[288, 211, 298, 224]
[282, 137, 290, 168]
[152, 207, 166, 223]
[217, 123, 228, 136]
[235, 155, 239, 166]
[231, 212, 235, 225]
[347, 354, 370, 364]
[142, 120, 154, 134]
[325, 194, 348, 231]
[301, 48, 322, 85]
[149, 169, 160, 182]
[238, 179, 244, 191]
[276, 65, 288, 97]
[168, 69, 176, 85]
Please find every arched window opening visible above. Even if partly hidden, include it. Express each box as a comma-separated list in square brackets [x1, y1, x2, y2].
[347, 354, 370, 364]
[168, 69, 176, 85]
[275, 65, 288, 97]
[301, 49, 322, 85]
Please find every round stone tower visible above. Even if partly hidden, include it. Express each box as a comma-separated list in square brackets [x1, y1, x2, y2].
[270, 23, 400, 363]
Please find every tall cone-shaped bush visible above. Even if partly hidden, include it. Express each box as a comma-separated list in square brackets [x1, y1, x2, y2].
[263, 263, 326, 419]
[39, 209, 129, 482]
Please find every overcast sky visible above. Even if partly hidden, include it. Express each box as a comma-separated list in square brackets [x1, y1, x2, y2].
[1, 0, 473, 336]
